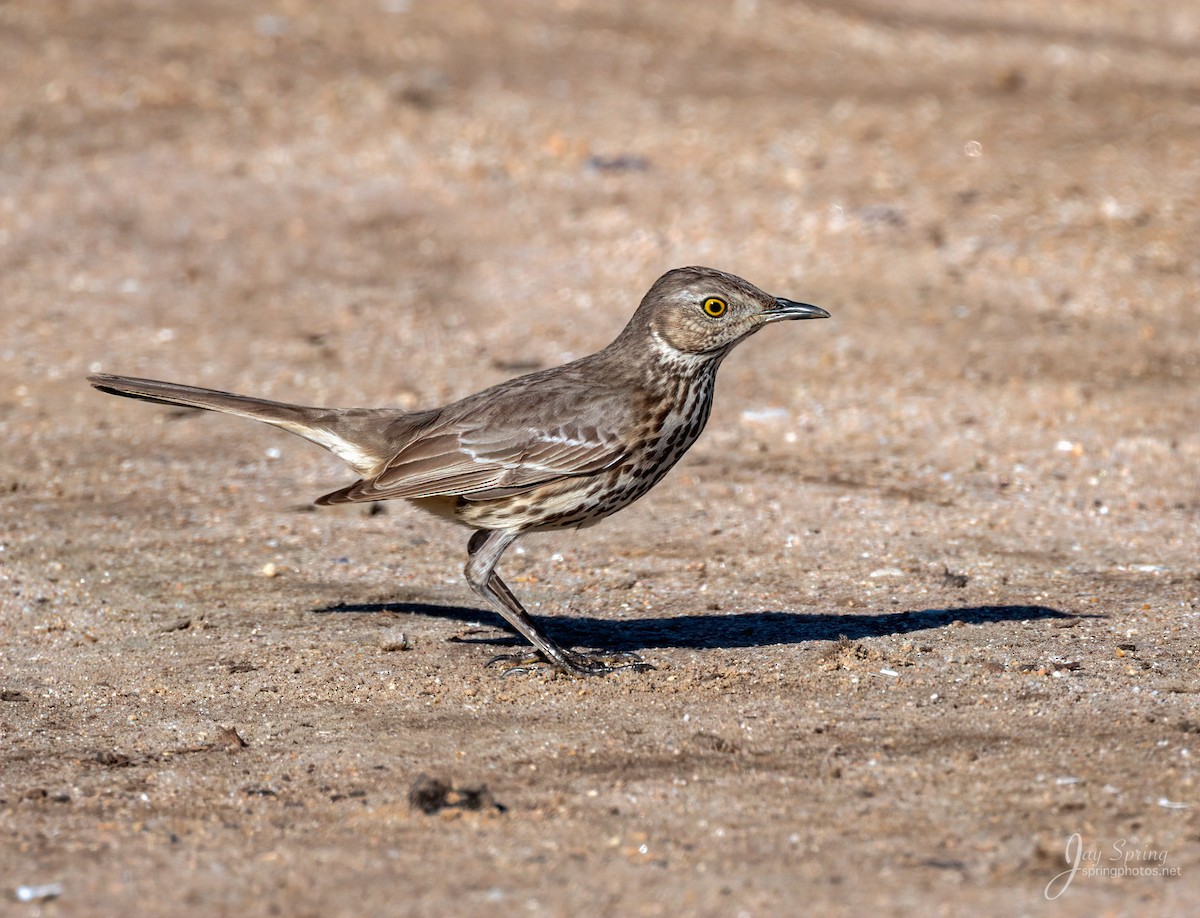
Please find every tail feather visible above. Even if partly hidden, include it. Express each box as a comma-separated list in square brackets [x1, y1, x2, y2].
[88, 374, 405, 476]
[90, 374, 308, 421]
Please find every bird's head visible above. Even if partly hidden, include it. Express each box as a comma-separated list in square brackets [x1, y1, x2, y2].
[622, 266, 829, 363]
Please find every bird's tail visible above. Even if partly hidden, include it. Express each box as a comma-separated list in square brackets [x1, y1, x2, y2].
[88, 373, 402, 475]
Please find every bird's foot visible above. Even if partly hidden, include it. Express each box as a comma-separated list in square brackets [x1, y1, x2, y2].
[486, 648, 654, 678]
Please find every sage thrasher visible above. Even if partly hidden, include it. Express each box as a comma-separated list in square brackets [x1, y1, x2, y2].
[90, 266, 829, 675]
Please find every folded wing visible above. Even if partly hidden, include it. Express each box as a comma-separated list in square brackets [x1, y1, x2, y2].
[316, 420, 628, 505]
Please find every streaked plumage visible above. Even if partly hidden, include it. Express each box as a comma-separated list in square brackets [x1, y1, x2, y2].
[90, 266, 829, 675]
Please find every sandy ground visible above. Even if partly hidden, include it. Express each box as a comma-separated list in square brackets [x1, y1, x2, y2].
[2, 1, 1199, 914]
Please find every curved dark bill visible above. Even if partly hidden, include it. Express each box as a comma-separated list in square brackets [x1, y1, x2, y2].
[768, 297, 830, 320]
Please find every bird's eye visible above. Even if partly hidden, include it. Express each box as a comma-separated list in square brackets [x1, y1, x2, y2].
[702, 297, 728, 318]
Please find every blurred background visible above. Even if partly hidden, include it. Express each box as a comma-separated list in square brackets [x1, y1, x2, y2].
[1, 2, 1198, 913]
[3, 0, 1198, 540]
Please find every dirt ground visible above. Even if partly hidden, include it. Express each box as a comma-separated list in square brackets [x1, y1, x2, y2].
[2, 1, 1199, 914]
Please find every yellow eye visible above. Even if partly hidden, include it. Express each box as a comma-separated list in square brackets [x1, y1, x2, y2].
[702, 297, 727, 318]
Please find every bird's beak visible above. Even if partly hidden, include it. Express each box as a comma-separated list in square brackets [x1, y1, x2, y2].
[764, 297, 830, 322]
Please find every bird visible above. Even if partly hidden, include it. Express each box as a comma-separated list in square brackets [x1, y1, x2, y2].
[89, 266, 829, 676]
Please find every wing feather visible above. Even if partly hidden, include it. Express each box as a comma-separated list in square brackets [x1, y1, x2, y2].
[318, 422, 627, 504]
[315, 356, 644, 507]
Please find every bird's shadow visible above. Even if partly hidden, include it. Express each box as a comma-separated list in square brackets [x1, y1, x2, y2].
[314, 600, 1081, 651]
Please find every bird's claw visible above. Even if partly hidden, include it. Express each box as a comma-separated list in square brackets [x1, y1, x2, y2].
[486, 648, 655, 677]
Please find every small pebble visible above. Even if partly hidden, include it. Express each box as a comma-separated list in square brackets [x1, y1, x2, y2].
[16, 883, 64, 903]
[380, 630, 410, 653]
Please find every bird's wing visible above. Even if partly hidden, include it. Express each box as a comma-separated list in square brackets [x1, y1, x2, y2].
[314, 355, 648, 506]
[318, 420, 629, 504]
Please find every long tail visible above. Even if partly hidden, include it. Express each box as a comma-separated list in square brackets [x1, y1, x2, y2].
[88, 374, 403, 476]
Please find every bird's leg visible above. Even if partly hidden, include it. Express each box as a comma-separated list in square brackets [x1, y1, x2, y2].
[463, 529, 652, 677]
